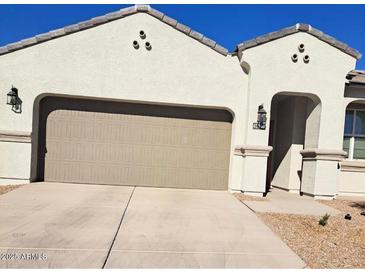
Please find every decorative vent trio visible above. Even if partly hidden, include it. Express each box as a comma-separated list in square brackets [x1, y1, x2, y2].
[133, 30, 152, 51]
[292, 43, 310, 64]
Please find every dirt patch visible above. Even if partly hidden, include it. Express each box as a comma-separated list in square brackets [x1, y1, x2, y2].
[0, 185, 23, 196]
[233, 192, 268, 202]
[258, 199, 365, 268]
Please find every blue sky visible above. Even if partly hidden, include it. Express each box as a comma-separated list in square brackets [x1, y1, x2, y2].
[1, 4, 365, 68]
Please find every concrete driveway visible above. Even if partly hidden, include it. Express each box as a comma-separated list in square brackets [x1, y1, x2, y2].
[0, 183, 305, 268]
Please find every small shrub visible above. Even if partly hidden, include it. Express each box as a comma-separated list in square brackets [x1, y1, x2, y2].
[319, 213, 330, 226]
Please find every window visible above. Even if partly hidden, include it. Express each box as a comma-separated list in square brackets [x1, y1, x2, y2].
[343, 109, 365, 159]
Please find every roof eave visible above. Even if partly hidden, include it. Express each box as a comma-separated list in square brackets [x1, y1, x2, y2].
[236, 23, 361, 60]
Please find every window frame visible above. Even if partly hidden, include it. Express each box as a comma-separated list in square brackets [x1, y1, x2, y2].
[344, 108, 365, 160]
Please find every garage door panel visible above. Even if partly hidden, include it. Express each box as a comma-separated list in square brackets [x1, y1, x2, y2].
[45, 159, 229, 189]
[47, 121, 230, 150]
[46, 142, 229, 170]
[48, 112, 230, 149]
[45, 107, 232, 190]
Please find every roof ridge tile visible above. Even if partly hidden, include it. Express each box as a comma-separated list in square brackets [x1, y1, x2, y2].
[189, 30, 204, 41]
[162, 15, 178, 27]
[105, 10, 125, 21]
[148, 8, 164, 19]
[201, 36, 216, 48]
[35, 33, 52, 42]
[20, 37, 37, 47]
[64, 24, 80, 34]
[77, 20, 94, 31]
[49, 28, 66, 38]
[176, 23, 191, 35]
[135, 4, 150, 12]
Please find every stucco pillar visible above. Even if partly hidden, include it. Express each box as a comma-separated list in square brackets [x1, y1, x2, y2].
[300, 149, 346, 199]
[0, 130, 32, 185]
[235, 145, 272, 196]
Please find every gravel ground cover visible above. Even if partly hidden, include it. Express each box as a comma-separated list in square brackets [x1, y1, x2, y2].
[233, 192, 269, 202]
[0, 185, 23, 196]
[257, 199, 365, 268]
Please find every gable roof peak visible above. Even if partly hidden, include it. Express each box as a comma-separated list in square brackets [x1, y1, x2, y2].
[0, 4, 229, 57]
[236, 23, 361, 60]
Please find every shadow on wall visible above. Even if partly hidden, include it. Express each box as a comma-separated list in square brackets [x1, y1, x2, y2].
[30, 94, 234, 182]
[266, 92, 321, 192]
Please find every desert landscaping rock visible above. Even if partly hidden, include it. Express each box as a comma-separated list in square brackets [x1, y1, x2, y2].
[0, 185, 23, 196]
[233, 192, 269, 202]
[258, 199, 365, 268]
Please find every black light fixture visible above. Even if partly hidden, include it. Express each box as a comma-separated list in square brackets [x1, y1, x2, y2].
[253, 104, 267, 130]
[6, 86, 22, 113]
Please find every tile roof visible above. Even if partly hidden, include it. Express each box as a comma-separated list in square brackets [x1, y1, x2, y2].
[0, 4, 229, 57]
[1, 6, 361, 61]
[347, 70, 365, 85]
[236, 23, 361, 60]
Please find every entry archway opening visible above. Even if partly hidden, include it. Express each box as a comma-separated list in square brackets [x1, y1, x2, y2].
[266, 92, 321, 194]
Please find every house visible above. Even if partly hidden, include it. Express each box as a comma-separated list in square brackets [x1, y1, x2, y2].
[0, 4, 364, 199]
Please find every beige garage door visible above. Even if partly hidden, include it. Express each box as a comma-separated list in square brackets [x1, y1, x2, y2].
[44, 105, 232, 190]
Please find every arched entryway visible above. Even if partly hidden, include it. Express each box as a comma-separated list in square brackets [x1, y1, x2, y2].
[266, 92, 321, 193]
[31, 95, 234, 190]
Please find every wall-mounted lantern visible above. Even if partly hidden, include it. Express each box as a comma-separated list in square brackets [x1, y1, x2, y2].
[253, 104, 267, 130]
[6, 86, 22, 113]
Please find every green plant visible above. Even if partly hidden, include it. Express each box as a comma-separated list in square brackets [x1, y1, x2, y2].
[319, 213, 330, 226]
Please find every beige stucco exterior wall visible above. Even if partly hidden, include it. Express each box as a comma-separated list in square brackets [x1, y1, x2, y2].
[0, 142, 31, 184]
[239, 32, 356, 147]
[339, 86, 365, 196]
[339, 169, 365, 196]
[1, 11, 364, 197]
[238, 32, 357, 197]
[0, 13, 248, 189]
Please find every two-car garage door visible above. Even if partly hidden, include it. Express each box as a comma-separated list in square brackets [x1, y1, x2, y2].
[42, 97, 232, 190]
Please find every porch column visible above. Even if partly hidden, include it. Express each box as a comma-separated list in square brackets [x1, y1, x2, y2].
[235, 145, 272, 197]
[300, 149, 346, 199]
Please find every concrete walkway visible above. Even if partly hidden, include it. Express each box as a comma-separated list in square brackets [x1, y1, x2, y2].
[243, 188, 340, 216]
[0, 183, 305, 268]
